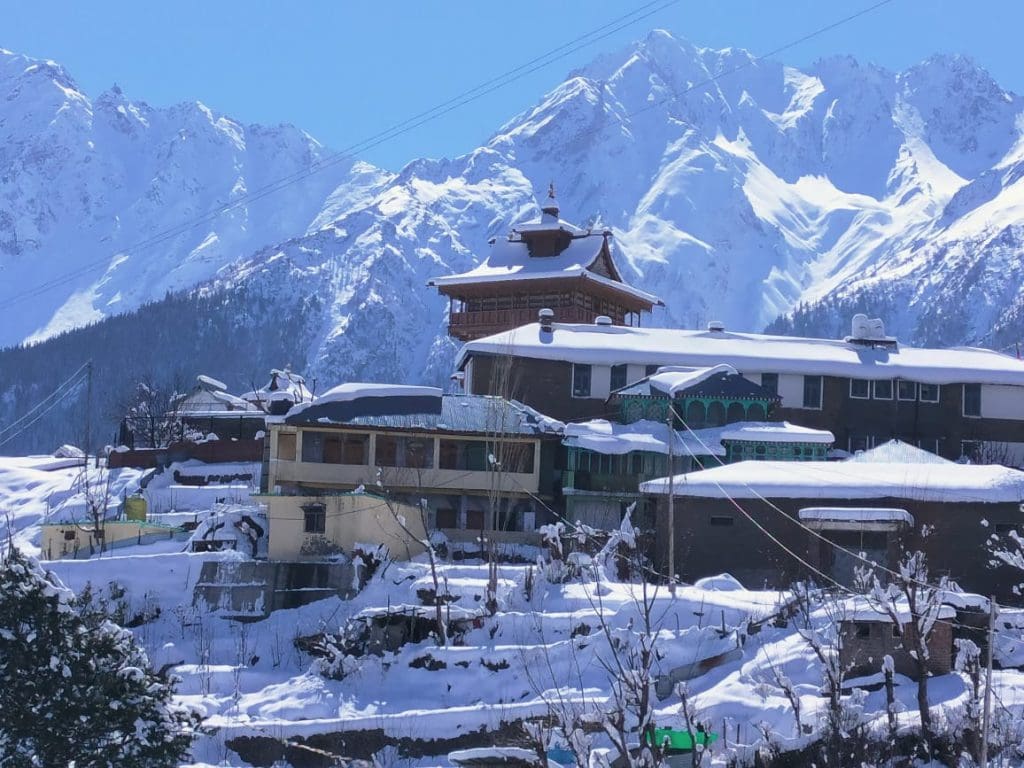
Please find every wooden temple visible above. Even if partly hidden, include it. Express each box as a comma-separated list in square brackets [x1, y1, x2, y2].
[429, 185, 662, 341]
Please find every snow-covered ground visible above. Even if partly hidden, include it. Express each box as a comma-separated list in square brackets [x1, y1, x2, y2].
[28, 544, 1024, 766]
[5, 452, 1024, 766]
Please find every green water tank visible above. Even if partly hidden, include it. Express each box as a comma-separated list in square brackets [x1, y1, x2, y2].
[125, 495, 147, 521]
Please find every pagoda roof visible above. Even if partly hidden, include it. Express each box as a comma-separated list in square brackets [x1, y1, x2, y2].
[429, 230, 661, 306]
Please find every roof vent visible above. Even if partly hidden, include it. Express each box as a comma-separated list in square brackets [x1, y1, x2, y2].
[595, 315, 613, 326]
[539, 308, 554, 332]
[707, 320, 725, 332]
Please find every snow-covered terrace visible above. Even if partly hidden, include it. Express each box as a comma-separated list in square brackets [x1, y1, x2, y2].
[456, 322, 1024, 386]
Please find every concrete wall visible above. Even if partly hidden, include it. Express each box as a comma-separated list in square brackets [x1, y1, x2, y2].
[193, 560, 361, 619]
[264, 494, 427, 561]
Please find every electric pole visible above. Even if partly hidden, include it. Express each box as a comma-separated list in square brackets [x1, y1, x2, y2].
[980, 595, 996, 767]
[84, 360, 94, 465]
[667, 408, 675, 597]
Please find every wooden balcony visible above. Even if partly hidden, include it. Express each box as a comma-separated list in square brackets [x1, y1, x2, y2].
[449, 306, 625, 341]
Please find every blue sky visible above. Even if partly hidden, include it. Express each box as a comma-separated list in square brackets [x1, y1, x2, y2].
[5, 1, 1021, 170]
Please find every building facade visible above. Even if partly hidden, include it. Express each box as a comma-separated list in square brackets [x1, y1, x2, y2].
[261, 384, 563, 545]
[457, 316, 1024, 464]
[639, 443, 1024, 601]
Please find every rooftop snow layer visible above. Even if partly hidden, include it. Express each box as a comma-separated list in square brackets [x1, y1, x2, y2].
[428, 234, 660, 305]
[841, 596, 956, 624]
[648, 364, 738, 395]
[563, 419, 832, 456]
[288, 393, 564, 436]
[456, 323, 1024, 386]
[717, 422, 834, 444]
[847, 439, 953, 464]
[640, 458, 1024, 502]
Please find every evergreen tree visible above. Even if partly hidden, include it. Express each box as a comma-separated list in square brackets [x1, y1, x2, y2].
[0, 546, 198, 767]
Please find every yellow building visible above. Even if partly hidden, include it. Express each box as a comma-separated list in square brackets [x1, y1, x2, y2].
[262, 385, 562, 545]
[42, 520, 178, 560]
[262, 491, 427, 561]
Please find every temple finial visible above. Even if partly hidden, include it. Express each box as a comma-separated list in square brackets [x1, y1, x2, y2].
[541, 182, 560, 220]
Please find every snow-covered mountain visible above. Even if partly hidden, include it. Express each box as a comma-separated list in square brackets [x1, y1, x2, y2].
[4, 32, 1024, 406]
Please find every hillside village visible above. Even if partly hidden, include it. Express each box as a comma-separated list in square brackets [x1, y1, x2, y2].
[4, 194, 1024, 767]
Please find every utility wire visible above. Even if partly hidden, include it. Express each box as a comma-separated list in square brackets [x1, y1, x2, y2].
[0, 362, 92, 443]
[0, 0, 897, 312]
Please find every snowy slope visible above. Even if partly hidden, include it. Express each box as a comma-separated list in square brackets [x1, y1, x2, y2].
[0, 48, 390, 346]
[4, 33, 1024, 399]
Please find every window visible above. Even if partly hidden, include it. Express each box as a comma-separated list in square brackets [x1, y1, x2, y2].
[919, 383, 940, 403]
[892, 624, 902, 638]
[760, 373, 779, 396]
[375, 435, 435, 468]
[873, 379, 893, 400]
[610, 364, 628, 392]
[645, 364, 660, 377]
[961, 440, 981, 462]
[898, 380, 917, 401]
[277, 433, 296, 461]
[849, 378, 870, 399]
[302, 503, 326, 534]
[435, 508, 458, 529]
[572, 364, 592, 398]
[802, 376, 823, 409]
[854, 622, 872, 639]
[963, 383, 982, 417]
[63, 530, 76, 541]
[709, 515, 734, 527]
[300, 431, 368, 464]
[917, 437, 940, 455]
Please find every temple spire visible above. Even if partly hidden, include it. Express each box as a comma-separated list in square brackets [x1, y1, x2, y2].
[541, 182, 560, 221]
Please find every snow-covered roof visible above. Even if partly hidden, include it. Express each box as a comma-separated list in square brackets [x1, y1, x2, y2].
[640, 458, 1024, 503]
[428, 233, 661, 305]
[847, 440, 952, 465]
[563, 419, 832, 457]
[647, 364, 738, 396]
[563, 419, 722, 457]
[798, 507, 914, 525]
[243, 368, 314, 409]
[288, 383, 441, 418]
[840, 596, 956, 624]
[286, 390, 563, 437]
[176, 387, 260, 416]
[718, 422, 834, 444]
[456, 323, 1024, 387]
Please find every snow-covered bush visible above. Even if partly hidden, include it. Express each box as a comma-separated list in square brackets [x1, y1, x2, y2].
[0, 546, 199, 765]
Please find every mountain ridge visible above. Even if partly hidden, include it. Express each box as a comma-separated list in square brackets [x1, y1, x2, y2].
[3, 31, 1024, 452]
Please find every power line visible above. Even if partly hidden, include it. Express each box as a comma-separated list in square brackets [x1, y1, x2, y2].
[0, 0, 897, 313]
[0, 361, 92, 442]
[0, 371, 90, 448]
[0, 0, 682, 312]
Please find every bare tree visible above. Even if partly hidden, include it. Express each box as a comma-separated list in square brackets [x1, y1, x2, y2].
[73, 462, 115, 555]
[867, 550, 953, 755]
[112, 373, 187, 448]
